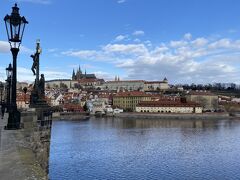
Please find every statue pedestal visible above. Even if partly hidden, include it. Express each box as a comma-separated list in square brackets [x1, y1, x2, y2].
[30, 89, 48, 108]
[30, 101, 52, 129]
[30, 89, 51, 128]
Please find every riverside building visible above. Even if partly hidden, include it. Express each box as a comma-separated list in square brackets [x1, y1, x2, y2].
[186, 91, 218, 111]
[113, 91, 151, 111]
[136, 99, 202, 113]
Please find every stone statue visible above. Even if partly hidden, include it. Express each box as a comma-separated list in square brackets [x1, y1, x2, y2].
[39, 74, 45, 97]
[31, 54, 38, 75]
[30, 40, 47, 107]
[30, 40, 41, 76]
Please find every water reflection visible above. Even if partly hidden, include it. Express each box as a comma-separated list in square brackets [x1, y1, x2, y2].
[50, 118, 240, 180]
[91, 117, 238, 130]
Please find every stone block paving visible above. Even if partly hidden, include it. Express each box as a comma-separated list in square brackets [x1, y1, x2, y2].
[0, 114, 47, 180]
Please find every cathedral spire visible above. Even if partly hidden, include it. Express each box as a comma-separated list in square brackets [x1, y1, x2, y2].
[75, 65, 82, 80]
[72, 69, 76, 80]
[78, 65, 82, 74]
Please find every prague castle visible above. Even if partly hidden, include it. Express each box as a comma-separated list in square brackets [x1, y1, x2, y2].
[72, 66, 96, 80]
[45, 65, 169, 91]
[45, 65, 100, 89]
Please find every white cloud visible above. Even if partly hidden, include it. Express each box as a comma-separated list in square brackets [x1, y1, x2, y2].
[134, 38, 141, 43]
[62, 33, 240, 84]
[42, 70, 70, 80]
[152, 46, 169, 54]
[0, 67, 6, 82]
[184, 33, 192, 40]
[0, 40, 33, 54]
[0, 41, 10, 53]
[15, 0, 52, 4]
[103, 43, 148, 56]
[170, 40, 188, 47]
[92, 71, 113, 80]
[192, 38, 208, 47]
[114, 35, 128, 42]
[133, 30, 145, 36]
[20, 46, 34, 54]
[62, 50, 99, 60]
[117, 0, 126, 3]
[228, 29, 237, 34]
[116, 59, 135, 68]
[47, 48, 58, 53]
[144, 40, 152, 47]
[68, 64, 99, 71]
[0, 66, 70, 82]
[208, 38, 232, 49]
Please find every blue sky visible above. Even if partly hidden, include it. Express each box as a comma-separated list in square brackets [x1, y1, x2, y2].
[1, 0, 240, 84]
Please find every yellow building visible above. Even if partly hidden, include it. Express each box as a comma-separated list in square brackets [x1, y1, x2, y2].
[113, 91, 151, 111]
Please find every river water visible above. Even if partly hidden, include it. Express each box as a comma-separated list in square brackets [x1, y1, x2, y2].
[49, 117, 240, 180]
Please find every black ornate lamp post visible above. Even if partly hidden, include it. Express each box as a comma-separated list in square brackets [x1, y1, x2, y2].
[6, 63, 13, 112]
[4, 4, 28, 129]
[0, 82, 4, 105]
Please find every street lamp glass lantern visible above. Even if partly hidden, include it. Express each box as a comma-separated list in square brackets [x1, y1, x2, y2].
[6, 63, 13, 78]
[4, 3, 28, 48]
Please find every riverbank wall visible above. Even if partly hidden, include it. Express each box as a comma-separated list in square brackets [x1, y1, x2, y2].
[52, 111, 230, 121]
[52, 112, 89, 120]
[114, 112, 230, 120]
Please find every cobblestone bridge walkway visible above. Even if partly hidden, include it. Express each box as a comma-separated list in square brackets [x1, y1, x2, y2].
[0, 114, 47, 180]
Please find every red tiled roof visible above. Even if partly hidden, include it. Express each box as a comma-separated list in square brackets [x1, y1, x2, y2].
[16, 94, 30, 101]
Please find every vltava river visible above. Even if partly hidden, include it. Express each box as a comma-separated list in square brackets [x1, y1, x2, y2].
[49, 117, 240, 180]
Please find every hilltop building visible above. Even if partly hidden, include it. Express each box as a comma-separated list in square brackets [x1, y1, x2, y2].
[103, 77, 169, 91]
[143, 77, 169, 91]
[104, 80, 145, 91]
[72, 66, 96, 80]
[45, 65, 103, 89]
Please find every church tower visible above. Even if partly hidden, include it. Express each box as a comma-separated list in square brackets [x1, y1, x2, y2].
[78, 65, 82, 74]
[76, 65, 82, 80]
[72, 69, 76, 80]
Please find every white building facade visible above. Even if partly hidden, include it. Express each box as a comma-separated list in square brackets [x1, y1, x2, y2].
[136, 101, 202, 113]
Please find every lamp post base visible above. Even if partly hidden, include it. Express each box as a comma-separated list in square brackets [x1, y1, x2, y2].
[5, 106, 21, 130]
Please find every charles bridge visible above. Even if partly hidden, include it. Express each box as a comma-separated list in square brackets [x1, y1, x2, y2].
[0, 4, 52, 179]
